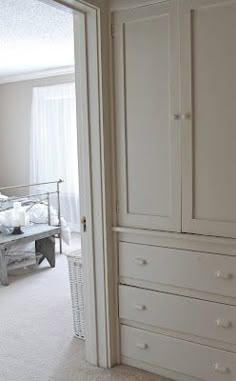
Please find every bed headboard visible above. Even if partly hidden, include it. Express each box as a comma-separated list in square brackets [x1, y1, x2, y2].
[0, 179, 64, 226]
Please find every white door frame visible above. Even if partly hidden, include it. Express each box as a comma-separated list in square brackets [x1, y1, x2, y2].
[42, 0, 118, 368]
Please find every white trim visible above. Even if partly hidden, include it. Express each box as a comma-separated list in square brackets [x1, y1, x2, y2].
[110, 0, 167, 11]
[73, 11, 98, 365]
[109, 14, 121, 365]
[0, 66, 75, 85]
[51, 0, 116, 369]
[44, 0, 100, 13]
[112, 226, 236, 256]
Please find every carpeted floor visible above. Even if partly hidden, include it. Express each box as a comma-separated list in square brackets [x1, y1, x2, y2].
[0, 235, 169, 381]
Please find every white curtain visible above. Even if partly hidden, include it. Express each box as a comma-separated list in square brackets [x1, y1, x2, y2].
[30, 82, 80, 232]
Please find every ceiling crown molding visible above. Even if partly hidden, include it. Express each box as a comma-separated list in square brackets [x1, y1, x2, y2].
[0, 65, 75, 85]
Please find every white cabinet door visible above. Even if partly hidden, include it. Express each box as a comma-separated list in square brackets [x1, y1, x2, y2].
[113, 1, 181, 232]
[181, 0, 236, 238]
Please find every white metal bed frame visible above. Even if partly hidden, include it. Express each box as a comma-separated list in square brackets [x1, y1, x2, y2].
[0, 179, 63, 253]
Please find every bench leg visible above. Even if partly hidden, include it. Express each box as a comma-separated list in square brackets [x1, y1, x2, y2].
[0, 249, 9, 286]
[35, 236, 56, 268]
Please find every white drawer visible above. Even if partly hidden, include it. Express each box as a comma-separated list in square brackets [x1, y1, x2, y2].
[119, 285, 236, 345]
[121, 325, 236, 381]
[119, 242, 236, 298]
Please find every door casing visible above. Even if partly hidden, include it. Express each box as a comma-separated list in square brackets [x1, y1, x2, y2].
[40, 0, 118, 368]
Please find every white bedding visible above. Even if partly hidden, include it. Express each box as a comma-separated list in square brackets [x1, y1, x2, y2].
[0, 192, 8, 200]
[0, 199, 71, 245]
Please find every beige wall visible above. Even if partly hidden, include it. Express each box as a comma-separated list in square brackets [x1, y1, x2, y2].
[0, 74, 75, 190]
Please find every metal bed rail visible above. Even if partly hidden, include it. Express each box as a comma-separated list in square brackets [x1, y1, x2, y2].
[0, 179, 64, 254]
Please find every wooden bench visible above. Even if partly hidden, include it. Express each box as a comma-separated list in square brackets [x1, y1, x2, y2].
[0, 224, 60, 286]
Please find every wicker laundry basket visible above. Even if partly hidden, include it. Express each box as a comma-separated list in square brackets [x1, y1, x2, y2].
[67, 250, 85, 339]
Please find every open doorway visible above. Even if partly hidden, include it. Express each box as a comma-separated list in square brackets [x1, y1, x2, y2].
[0, 0, 116, 376]
[0, 1, 94, 379]
[0, 0, 81, 253]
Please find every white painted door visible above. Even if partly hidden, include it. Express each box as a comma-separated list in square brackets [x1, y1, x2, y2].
[181, 0, 236, 238]
[113, 1, 181, 232]
[74, 12, 98, 364]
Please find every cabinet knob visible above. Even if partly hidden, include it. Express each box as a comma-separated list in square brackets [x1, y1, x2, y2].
[136, 343, 148, 350]
[134, 258, 147, 265]
[216, 319, 232, 329]
[214, 363, 230, 374]
[134, 304, 146, 311]
[172, 113, 181, 120]
[215, 270, 233, 280]
[181, 112, 191, 120]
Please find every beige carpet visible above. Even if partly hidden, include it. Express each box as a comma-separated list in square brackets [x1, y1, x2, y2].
[0, 235, 170, 381]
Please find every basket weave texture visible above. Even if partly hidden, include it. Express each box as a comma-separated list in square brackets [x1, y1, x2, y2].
[67, 251, 85, 339]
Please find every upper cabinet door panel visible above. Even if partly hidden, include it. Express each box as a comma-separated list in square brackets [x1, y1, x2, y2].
[113, 1, 181, 231]
[181, 0, 236, 238]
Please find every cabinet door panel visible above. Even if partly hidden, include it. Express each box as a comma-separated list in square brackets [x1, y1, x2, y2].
[181, 0, 236, 237]
[113, 1, 181, 231]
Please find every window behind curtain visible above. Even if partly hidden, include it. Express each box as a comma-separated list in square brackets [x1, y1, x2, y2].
[30, 82, 80, 232]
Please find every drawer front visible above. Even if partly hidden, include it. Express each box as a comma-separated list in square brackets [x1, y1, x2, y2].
[119, 242, 236, 298]
[121, 325, 236, 380]
[119, 285, 236, 345]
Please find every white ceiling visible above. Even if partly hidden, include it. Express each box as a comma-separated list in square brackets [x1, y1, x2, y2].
[0, 0, 74, 80]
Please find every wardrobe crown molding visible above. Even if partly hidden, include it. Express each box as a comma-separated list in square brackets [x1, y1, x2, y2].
[110, 0, 165, 11]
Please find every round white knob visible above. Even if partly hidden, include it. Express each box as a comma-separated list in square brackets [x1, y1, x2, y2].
[181, 112, 191, 120]
[134, 258, 147, 265]
[137, 343, 148, 350]
[215, 270, 233, 280]
[216, 319, 232, 328]
[214, 363, 230, 374]
[134, 304, 146, 311]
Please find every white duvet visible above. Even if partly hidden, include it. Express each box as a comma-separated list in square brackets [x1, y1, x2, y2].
[0, 202, 71, 245]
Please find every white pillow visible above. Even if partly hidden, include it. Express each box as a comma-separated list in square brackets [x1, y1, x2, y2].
[0, 192, 8, 200]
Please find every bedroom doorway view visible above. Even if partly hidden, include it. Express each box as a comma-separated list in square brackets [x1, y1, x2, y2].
[0, 1, 88, 380]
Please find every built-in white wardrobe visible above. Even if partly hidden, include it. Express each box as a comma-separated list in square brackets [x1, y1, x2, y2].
[112, 0, 236, 380]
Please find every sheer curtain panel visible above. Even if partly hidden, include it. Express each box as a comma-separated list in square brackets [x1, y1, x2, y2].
[30, 82, 80, 232]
